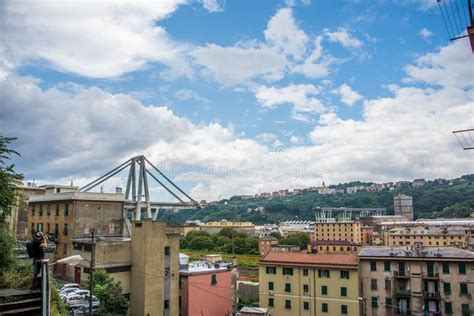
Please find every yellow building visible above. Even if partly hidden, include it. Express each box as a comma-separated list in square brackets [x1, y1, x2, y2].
[314, 220, 362, 243]
[359, 245, 474, 316]
[259, 252, 359, 316]
[201, 220, 255, 234]
[307, 240, 362, 254]
[384, 226, 467, 248]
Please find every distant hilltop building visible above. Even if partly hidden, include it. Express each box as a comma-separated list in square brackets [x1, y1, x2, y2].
[393, 194, 414, 220]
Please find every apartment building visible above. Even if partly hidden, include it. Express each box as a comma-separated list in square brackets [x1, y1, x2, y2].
[384, 226, 467, 248]
[393, 194, 414, 220]
[359, 245, 474, 316]
[307, 240, 361, 254]
[259, 252, 359, 316]
[7, 184, 45, 239]
[27, 185, 125, 279]
[314, 220, 362, 243]
[201, 220, 255, 234]
[259, 236, 279, 255]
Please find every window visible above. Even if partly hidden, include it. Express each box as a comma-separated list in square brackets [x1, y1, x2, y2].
[442, 262, 450, 274]
[164, 299, 169, 309]
[340, 270, 350, 279]
[371, 296, 378, 307]
[459, 263, 466, 275]
[32, 205, 35, 216]
[322, 303, 328, 313]
[39, 205, 43, 216]
[460, 283, 468, 294]
[341, 287, 347, 297]
[462, 304, 470, 316]
[63, 224, 68, 235]
[321, 285, 327, 295]
[384, 261, 391, 272]
[385, 298, 392, 309]
[285, 300, 291, 309]
[341, 304, 348, 315]
[370, 261, 377, 271]
[164, 246, 170, 256]
[318, 269, 330, 278]
[266, 267, 276, 274]
[445, 302, 452, 314]
[46, 223, 50, 234]
[303, 302, 309, 310]
[211, 274, 217, 285]
[37, 223, 42, 232]
[284, 283, 291, 292]
[268, 298, 274, 307]
[371, 279, 377, 290]
[303, 284, 308, 293]
[64, 204, 69, 216]
[378, 274, 389, 289]
[443, 282, 451, 294]
[30, 223, 34, 233]
[268, 282, 274, 291]
[283, 267, 293, 275]
[54, 223, 59, 236]
[46, 204, 50, 216]
[303, 268, 308, 276]
[55, 204, 59, 216]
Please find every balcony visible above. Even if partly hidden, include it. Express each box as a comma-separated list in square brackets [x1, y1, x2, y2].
[422, 272, 439, 279]
[394, 271, 409, 279]
[423, 291, 440, 300]
[395, 289, 411, 297]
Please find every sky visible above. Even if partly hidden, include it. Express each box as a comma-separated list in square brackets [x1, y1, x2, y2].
[0, 0, 473, 201]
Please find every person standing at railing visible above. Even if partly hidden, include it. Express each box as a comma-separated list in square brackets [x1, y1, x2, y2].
[27, 231, 47, 289]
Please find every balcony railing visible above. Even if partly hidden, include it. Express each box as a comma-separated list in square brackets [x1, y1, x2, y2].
[423, 272, 439, 279]
[423, 291, 440, 299]
[395, 289, 411, 297]
[394, 271, 409, 278]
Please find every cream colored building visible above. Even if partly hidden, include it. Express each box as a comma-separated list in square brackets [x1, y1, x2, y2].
[259, 252, 359, 316]
[201, 220, 255, 234]
[384, 226, 467, 248]
[130, 220, 180, 316]
[314, 220, 362, 244]
[359, 245, 474, 316]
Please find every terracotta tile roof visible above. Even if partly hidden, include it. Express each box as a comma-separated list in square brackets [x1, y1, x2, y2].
[261, 252, 358, 267]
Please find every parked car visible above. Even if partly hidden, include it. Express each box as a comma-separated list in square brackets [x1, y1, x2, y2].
[65, 294, 98, 308]
[59, 287, 81, 299]
[63, 289, 90, 299]
[59, 283, 80, 291]
[72, 302, 100, 315]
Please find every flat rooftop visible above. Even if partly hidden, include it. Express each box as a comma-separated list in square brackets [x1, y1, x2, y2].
[261, 252, 358, 267]
[180, 261, 231, 275]
[29, 191, 124, 203]
[359, 246, 474, 260]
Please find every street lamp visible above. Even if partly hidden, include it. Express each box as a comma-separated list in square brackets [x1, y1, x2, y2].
[41, 255, 84, 316]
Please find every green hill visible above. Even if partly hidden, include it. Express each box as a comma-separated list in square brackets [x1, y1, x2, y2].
[156, 174, 474, 224]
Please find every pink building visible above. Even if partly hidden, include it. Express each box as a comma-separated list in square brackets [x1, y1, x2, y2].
[180, 261, 233, 316]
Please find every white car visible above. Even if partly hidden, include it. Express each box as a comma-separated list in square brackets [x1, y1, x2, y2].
[59, 283, 80, 291]
[72, 302, 100, 315]
[63, 289, 90, 300]
[59, 287, 80, 299]
[65, 294, 99, 308]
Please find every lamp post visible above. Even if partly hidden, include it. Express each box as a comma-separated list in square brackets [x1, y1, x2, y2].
[42, 255, 84, 316]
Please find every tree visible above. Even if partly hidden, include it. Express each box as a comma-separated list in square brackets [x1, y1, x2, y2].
[0, 136, 23, 277]
[92, 269, 129, 314]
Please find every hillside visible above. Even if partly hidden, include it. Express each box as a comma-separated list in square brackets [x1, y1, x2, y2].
[156, 175, 474, 224]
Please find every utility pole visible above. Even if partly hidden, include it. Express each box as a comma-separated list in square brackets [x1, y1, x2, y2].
[89, 228, 95, 315]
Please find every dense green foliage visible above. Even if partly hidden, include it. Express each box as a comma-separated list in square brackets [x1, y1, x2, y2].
[51, 280, 68, 315]
[92, 269, 129, 315]
[180, 228, 259, 255]
[157, 175, 474, 224]
[0, 136, 24, 284]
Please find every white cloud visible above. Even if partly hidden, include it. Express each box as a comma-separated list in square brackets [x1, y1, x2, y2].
[255, 84, 325, 118]
[191, 43, 287, 86]
[332, 83, 363, 106]
[292, 36, 334, 78]
[263, 8, 308, 60]
[0, 1, 192, 78]
[202, 0, 225, 12]
[419, 27, 433, 40]
[175, 89, 209, 103]
[404, 38, 474, 88]
[324, 28, 363, 49]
